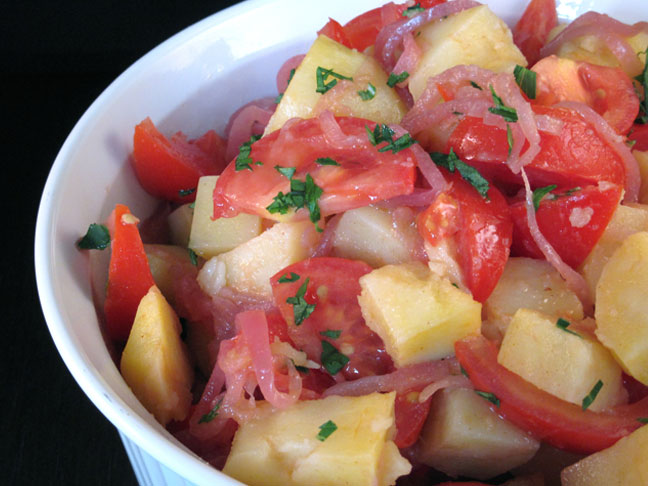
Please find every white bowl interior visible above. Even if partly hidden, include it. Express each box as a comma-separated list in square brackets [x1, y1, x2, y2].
[34, 0, 642, 485]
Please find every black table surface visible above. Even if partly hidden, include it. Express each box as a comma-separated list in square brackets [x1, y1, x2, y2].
[2, 2, 241, 484]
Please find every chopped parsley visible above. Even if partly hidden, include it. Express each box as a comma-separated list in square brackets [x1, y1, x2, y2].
[178, 187, 196, 198]
[278, 272, 300, 283]
[387, 71, 410, 88]
[470, 80, 483, 90]
[320, 329, 342, 339]
[635, 47, 648, 124]
[321, 340, 349, 375]
[316, 420, 338, 441]
[358, 82, 376, 100]
[532, 184, 557, 211]
[286, 278, 315, 325]
[582, 380, 604, 411]
[316, 67, 353, 94]
[292, 359, 310, 374]
[234, 134, 262, 171]
[506, 124, 514, 157]
[274, 165, 297, 179]
[488, 85, 518, 123]
[403, 3, 425, 16]
[315, 157, 340, 166]
[188, 248, 198, 266]
[266, 173, 324, 228]
[513, 65, 537, 100]
[77, 223, 111, 250]
[556, 318, 582, 338]
[475, 390, 500, 407]
[275, 68, 296, 103]
[430, 149, 490, 198]
[198, 398, 223, 424]
[366, 123, 416, 154]
[460, 365, 469, 378]
[637, 417, 648, 424]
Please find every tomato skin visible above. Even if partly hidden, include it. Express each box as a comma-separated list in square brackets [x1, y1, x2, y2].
[213, 115, 416, 222]
[513, 0, 557, 65]
[104, 204, 156, 342]
[448, 106, 627, 190]
[317, 18, 352, 48]
[510, 183, 623, 268]
[394, 392, 433, 448]
[629, 123, 648, 151]
[418, 170, 513, 302]
[132, 117, 226, 203]
[270, 257, 394, 380]
[455, 334, 648, 454]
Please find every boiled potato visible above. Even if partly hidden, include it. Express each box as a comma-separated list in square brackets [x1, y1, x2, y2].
[167, 203, 193, 247]
[595, 231, 648, 385]
[120, 285, 193, 425]
[266, 35, 406, 133]
[498, 309, 624, 411]
[408, 5, 526, 101]
[561, 424, 648, 485]
[634, 150, 648, 204]
[418, 388, 540, 480]
[189, 176, 262, 259]
[223, 392, 411, 486]
[144, 244, 197, 306]
[358, 262, 481, 366]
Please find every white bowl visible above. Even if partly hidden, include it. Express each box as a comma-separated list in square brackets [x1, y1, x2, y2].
[34, 0, 643, 485]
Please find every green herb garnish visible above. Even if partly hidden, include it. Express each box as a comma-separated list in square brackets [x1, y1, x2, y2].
[315, 157, 340, 166]
[513, 65, 537, 100]
[403, 3, 425, 16]
[320, 329, 342, 339]
[358, 82, 376, 100]
[532, 184, 557, 211]
[77, 223, 111, 250]
[274, 165, 297, 179]
[234, 134, 262, 171]
[278, 272, 300, 283]
[286, 278, 315, 325]
[475, 390, 500, 407]
[460, 365, 469, 378]
[488, 85, 518, 122]
[430, 149, 490, 198]
[178, 187, 196, 198]
[366, 123, 416, 154]
[387, 71, 409, 88]
[556, 318, 582, 338]
[266, 173, 323, 228]
[188, 248, 198, 266]
[198, 398, 223, 424]
[635, 48, 648, 124]
[637, 417, 648, 424]
[470, 80, 483, 90]
[582, 380, 604, 411]
[321, 340, 349, 375]
[275, 68, 296, 103]
[316, 67, 353, 94]
[316, 420, 338, 441]
[506, 124, 514, 157]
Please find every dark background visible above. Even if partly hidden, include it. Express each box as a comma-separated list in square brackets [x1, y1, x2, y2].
[2, 2, 240, 484]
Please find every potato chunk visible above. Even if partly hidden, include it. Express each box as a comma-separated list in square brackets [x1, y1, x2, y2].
[198, 220, 321, 299]
[223, 392, 411, 486]
[498, 309, 624, 411]
[595, 231, 648, 385]
[144, 244, 196, 306]
[634, 150, 648, 204]
[358, 262, 481, 366]
[120, 285, 193, 425]
[484, 257, 583, 340]
[188, 176, 262, 259]
[561, 424, 648, 485]
[167, 203, 193, 247]
[418, 388, 540, 480]
[408, 5, 526, 101]
[579, 203, 648, 297]
[332, 205, 419, 267]
[266, 35, 406, 133]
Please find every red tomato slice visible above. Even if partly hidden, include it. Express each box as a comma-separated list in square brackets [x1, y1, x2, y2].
[417, 170, 513, 302]
[270, 257, 394, 380]
[213, 115, 416, 222]
[629, 123, 648, 151]
[510, 183, 623, 268]
[317, 18, 353, 48]
[448, 105, 627, 190]
[455, 334, 648, 454]
[133, 117, 227, 203]
[533, 56, 639, 135]
[104, 204, 156, 342]
[394, 391, 433, 448]
[513, 0, 557, 65]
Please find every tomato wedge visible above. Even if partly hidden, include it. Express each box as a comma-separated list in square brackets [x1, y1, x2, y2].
[513, 0, 557, 65]
[394, 391, 433, 448]
[213, 115, 416, 222]
[133, 117, 227, 203]
[104, 204, 156, 342]
[317, 18, 352, 48]
[270, 257, 393, 380]
[455, 334, 648, 454]
[418, 170, 513, 302]
[510, 183, 623, 268]
[448, 105, 627, 190]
